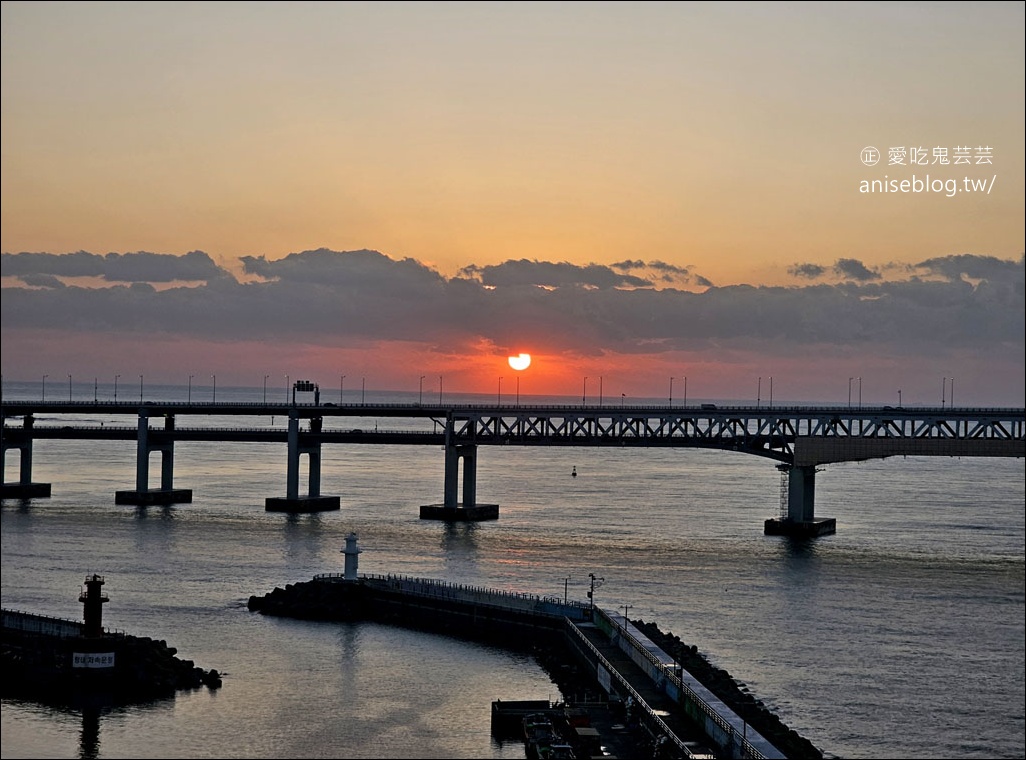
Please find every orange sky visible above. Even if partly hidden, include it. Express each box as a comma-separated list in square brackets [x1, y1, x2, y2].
[1, 3, 1024, 404]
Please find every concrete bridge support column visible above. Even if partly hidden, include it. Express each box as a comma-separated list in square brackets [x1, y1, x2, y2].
[0, 414, 51, 498]
[116, 412, 192, 505]
[787, 465, 816, 523]
[421, 442, 498, 521]
[442, 444, 478, 508]
[764, 465, 835, 537]
[266, 414, 338, 513]
[286, 412, 300, 500]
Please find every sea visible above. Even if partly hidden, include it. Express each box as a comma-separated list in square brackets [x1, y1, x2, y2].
[1, 381, 1023, 759]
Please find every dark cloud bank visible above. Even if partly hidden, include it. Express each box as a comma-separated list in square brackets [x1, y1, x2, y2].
[2, 248, 1023, 361]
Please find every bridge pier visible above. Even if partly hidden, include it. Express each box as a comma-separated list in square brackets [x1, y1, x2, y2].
[266, 413, 339, 513]
[420, 442, 498, 521]
[116, 411, 192, 505]
[0, 414, 52, 499]
[764, 464, 836, 537]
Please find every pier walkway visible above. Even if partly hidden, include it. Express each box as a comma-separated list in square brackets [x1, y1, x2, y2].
[567, 614, 784, 759]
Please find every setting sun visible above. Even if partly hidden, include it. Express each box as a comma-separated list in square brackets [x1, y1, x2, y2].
[507, 353, 531, 371]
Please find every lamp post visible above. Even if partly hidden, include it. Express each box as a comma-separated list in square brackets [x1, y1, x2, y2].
[285, 374, 290, 404]
[564, 575, 571, 604]
[757, 376, 761, 408]
[68, 374, 72, 401]
[212, 374, 216, 403]
[670, 376, 674, 406]
[623, 603, 633, 631]
[683, 376, 687, 407]
[769, 376, 773, 408]
[42, 374, 47, 401]
[858, 376, 862, 409]
[114, 374, 120, 402]
[188, 375, 193, 403]
[587, 573, 603, 612]
[583, 376, 588, 405]
[361, 377, 366, 405]
[898, 389, 902, 407]
[94, 377, 97, 403]
[848, 377, 853, 408]
[439, 375, 443, 404]
[139, 375, 143, 402]
[263, 375, 269, 404]
[419, 375, 425, 405]
[942, 377, 946, 409]
[950, 378, 955, 407]
[498, 376, 503, 405]
[340, 374, 346, 404]
[516, 375, 520, 407]
[599, 376, 603, 406]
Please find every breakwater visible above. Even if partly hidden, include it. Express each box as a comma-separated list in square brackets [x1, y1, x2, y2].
[1, 609, 222, 704]
[248, 574, 823, 760]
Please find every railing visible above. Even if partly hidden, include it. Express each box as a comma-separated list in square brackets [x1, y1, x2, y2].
[1, 608, 127, 638]
[314, 572, 591, 617]
[564, 615, 702, 759]
[588, 606, 773, 759]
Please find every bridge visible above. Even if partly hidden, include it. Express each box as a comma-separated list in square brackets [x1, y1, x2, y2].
[2, 400, 1024, 536]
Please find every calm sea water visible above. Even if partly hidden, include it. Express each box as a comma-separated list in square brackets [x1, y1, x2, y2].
[2, 383, 1024, 759]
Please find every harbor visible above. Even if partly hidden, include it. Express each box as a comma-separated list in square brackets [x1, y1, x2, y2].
[247, 534, 822, 760]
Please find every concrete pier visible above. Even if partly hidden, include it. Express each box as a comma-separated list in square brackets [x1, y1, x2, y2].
[265, 412, 340, 512]
[0, 482, 52, 499]
[115, 488, 193, 506]
[265, 495, 341, 513]
[419, 503, 499, 521]
[116, 411, 193, 506]
[763, 517, 837, 537]
[0, 414, 52, 499]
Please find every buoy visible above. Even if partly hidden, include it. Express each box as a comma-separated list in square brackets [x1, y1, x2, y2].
[571, 466, 577, 478]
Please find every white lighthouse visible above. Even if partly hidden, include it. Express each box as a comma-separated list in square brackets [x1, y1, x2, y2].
[341, 532, 362, 580]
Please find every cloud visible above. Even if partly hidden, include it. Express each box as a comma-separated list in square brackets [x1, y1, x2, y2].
[914, 253, 1025, 284]
[2, 249, 1022, 366]
[789, 263, 826, 279]
[0, 250, 226, 284]
[833, 258, 880, 282]
[459, 259, 652, 289]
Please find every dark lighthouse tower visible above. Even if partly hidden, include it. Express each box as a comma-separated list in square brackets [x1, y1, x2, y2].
[79, 574, 109, 638]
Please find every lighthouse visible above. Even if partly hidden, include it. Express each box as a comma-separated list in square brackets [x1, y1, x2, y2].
[79, 574, 109, 638]
[341, 532, 362, 580]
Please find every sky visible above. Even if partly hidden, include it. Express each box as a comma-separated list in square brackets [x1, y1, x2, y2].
[1, 1, 1024, 405]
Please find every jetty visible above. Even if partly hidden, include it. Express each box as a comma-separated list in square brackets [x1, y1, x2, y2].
[1, 575, 221, 703]
[248, 534, 823, 759]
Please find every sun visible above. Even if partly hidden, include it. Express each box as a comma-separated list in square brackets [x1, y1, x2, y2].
[507, 353, 531, 371]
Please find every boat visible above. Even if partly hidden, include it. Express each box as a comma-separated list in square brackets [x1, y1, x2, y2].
[523, 713, 576, 759]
